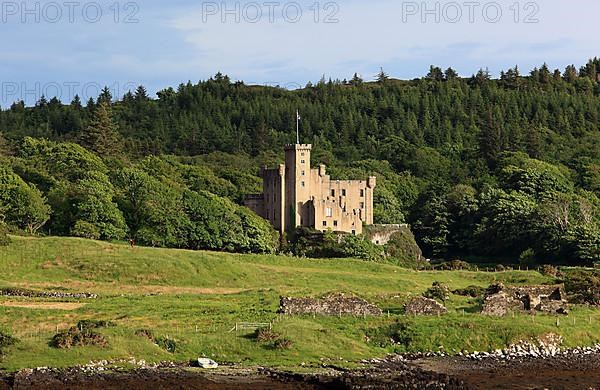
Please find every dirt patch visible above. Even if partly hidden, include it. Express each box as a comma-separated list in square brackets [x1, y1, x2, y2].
[0, 302, 85, 310]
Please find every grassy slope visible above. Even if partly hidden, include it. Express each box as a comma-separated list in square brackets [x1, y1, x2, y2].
[0, 236, 599, 372]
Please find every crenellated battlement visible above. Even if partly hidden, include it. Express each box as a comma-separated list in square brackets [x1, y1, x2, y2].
[284, 144, 312, 151]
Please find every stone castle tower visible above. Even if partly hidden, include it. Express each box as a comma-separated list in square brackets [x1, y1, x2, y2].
[245, 144, 376, 235]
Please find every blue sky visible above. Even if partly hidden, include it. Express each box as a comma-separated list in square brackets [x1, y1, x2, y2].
[2, 0, 599, 105]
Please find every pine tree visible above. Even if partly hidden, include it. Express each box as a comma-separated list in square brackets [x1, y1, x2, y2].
[350, 73, 363, 86]
[135, 85, 149, 101]
[97, 86, 113, 105]
[376, 68, 389, 84]
[444, 67, 459, 80]
[79, 101, 122, 156]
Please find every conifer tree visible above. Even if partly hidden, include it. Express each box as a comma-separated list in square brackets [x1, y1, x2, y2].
[79, 101, 122, 156]
[376, 68, 389, 84]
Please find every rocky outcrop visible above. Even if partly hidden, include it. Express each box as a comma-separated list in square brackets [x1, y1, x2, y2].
[278, 293, 382, 316]
[0, 288, 97, 299]
[404, 297, 447, 316]
[482, 284, 568, 316]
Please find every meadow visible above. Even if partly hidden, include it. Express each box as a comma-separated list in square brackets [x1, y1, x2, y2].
[1, 236, 599, 373]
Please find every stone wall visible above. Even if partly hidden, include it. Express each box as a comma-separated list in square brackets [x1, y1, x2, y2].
[404, 297, 447, 316]
[279, 293, 382, 316]
[482, 284, 568, 316]
[366, 224, 410, 246]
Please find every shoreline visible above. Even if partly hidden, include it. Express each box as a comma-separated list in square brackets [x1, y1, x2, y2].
[3, 351, 600, 390]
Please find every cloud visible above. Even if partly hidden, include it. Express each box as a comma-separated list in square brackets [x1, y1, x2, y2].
[2, 0, 600, 104]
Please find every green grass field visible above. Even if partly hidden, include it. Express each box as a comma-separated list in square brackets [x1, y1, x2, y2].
[1, 236, 599, 373]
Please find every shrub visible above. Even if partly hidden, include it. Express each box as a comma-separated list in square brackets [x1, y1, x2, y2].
[253, 327, 280, 342]
[423, 282, 450, 303]
[366, 321, 417, 351]
[381, 227, 423, 264]
[561, 269, 600, 305]
[541, 264, 562, 278]
[50, 327, 107, 349]
[155, 335, 178, 353]
[452, 285, 485, 298]
[273, 337, 293, 350]
[76, 319, 115, 330]
[0, 222, 10, 246]
[71, 220, 101, 240]
[519, 248, 537, 267]
[135, 328, 154, 340]
[291, 228, 384, 262]
[435, 259, 474, 271]
[0, 330, 18, 352]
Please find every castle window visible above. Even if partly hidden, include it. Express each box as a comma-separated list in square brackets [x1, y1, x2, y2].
[342, 189, 346, 196]
[301, 170, 305, 176]
[326, 207, 333, 217]
[331, 189, 335, 197]
[352, 230, 356, 235]
[360, 189, 364, 197]
[301, 160, 306, 164]
[333, 221, 338, 227]
[301, 181, 305, 188]
[360, 202, 365, 209]
[323, 221, 327, 227]
[301, 152, 305, 157]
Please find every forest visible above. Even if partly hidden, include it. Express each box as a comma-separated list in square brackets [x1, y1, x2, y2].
[1, 59, 600, 265]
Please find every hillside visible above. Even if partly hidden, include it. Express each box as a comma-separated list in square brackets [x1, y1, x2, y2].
[2, 236, 600, 373]
[1, 62, 600, 265]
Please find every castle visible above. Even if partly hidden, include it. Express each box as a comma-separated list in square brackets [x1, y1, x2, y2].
[245, 144, 376, 235]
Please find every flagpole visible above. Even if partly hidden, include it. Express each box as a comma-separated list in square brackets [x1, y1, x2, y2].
[296, 110, 300, 144]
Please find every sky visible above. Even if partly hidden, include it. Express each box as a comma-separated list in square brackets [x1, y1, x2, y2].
[1, 0, 599, 105]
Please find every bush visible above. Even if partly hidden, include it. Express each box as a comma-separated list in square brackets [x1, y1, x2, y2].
[381, 227, 423, 264]
[253, 327, 280, 342]
[366, 321, 417, 351]
[0, 223, 10, 246]
[273, 337, 293, 350]
[561, 269, 600, 305]
[291, 228, 384, 262]
[50, 327, 107, 349]
[423, 282, 450, 303]
[541, 264, 562, 277]
[134, 328, 154, 340]
[0, 330, 18, 352]
[76, 319, 115, 330]
[71, 220, 101, 240]
[452, 285, 485, 298]
[435, 259, 474, 271]
[155, 335, 178, 353]
[520, 248, 537, 267]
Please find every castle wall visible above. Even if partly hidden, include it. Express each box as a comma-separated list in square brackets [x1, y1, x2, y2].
[248, 144, 376, 235]
[262, 165, 285, 232]
[243, 195, 265, 218]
